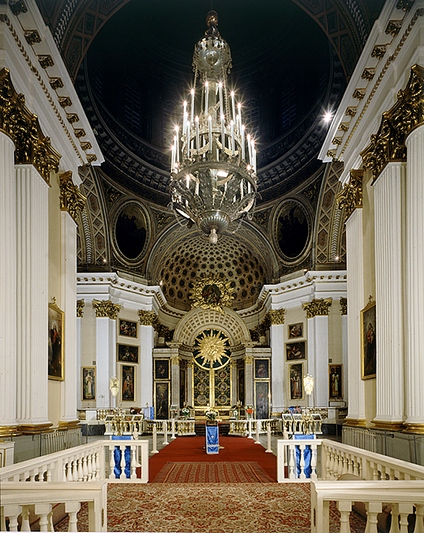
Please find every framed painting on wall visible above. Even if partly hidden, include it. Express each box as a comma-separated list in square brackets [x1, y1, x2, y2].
[121, 365, 135, 402]
[82, 366, 96, 401]
[119, 319, 137, 338]
[48, 300, 64, 381]
[255, 381, 269, 419]
[117, 344, 139, 363]
[289, 363, 303, 400]
[155, 381, 169, 419]
[254, 359, 269, 379]
[288, 323, 303, 339]
[286, 342, 306, 361]
[155, 359, 169, 380]
[329, 364, 342, 400]
[361, 299, 376, 379]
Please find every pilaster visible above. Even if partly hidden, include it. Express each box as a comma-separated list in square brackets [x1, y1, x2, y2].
[170, 351, 181, 408]
[269, 309, 285, 412]
[138, 309, 155, 407]
[244, 353, 254, 407]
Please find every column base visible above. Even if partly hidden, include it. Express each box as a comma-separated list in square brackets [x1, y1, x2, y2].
[58, 420, 81, 430]
[372, 420, 405, 431]
[343, 418, 367, 428]
[17, 423, 53, 435]
[403, 423, 424, 434]
[0, 425, 20, 437]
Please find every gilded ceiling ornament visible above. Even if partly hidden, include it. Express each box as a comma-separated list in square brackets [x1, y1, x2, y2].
[189, 275, 234, 313]
[10, 1, 27, 16]
[76, 299, 85, 318]
[24, 30, 41, 45]
[267, 308, 286, 325]
[49, 77, 64, 90]
[302, 298, 333, 319]
[138, 310, 156, 326]
[60, 171, 86, 223]
[0, 68, 61, 184]
[361, 68, 375, 81]
[340, 297, 347, 316]
[336, 169, 363, 221]
[92, 299, 120, 319]
[38, 55, 54, 69]
[361, 64, 424, 180]
[385, 20, 402, 37]
[193, 330, 230, 370]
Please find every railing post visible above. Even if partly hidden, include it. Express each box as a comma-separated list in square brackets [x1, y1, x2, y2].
[266, 421, 273, 453]
[171, 419, 176, 440]
[337, 500, 352, 533]
[415, 504, 424, 533]
[151, 423, 159, 454]
[248, 418, 253, 438]
[254, 419, 260, 444]
[162, 420, 169, 445]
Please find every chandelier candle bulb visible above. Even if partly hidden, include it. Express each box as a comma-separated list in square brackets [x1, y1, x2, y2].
[186, 122, 191, 157]
[247, 133, 252, 164]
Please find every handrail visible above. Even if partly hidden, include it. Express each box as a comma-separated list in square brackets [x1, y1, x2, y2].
[310, 480, 424, 533]
[0, 481, 107, 532]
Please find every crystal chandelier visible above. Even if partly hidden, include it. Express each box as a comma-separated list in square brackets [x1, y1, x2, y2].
[169, 11, 258, 244]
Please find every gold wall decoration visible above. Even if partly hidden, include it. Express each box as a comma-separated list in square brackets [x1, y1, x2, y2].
[24, 30, 41, 45]
[60, 171, 86, 223]
[267, 308, 286, 325]
[303, 298, 333, 319]
[58, 96, 72, 108]
[138, 309, 156, 326]
[9, 1, 27, 16]
[189, 275, 234, 313]
[336, 169, 363, 221]
[76, 299, 85, 318]
[92, 299, 120, 319]
[38, 55, 54, 69]
[361, 64, 424, 180]
[49, 77, 64, 90]
[340, 297, 347, 316]
[0, 68, 61, 184]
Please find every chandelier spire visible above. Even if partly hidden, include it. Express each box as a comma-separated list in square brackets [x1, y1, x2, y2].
[169, 11, 258, 244]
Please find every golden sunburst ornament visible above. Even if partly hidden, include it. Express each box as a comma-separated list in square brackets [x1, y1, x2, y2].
[189, 275, 234, 313]
[193, 329, 230, 370]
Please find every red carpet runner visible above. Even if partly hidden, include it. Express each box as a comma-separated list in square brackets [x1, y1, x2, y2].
[149, 435, 277, 482]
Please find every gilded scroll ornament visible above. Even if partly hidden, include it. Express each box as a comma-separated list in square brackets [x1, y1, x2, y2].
[267, 308, 286, 325]
[189, 275, 234, 313]
[340, 297, 347, 316]
[60, 171, 86, 223]
[336, 169, 363, 221]
[24, 30, 41, 45]
[361, 64, 424, 180]
[38, 55, 54, 69]
[92, 300, 120, 319]
[303, 298, 333, 319]
[76, 299, 85, 318]
[138, 310, 156, 326]
[0, 68, 61, 184]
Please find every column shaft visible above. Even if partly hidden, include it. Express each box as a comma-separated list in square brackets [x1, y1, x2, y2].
[307, 316, 329, 407]
[95, 317, 116, 408]
[270, 323, 285, 412]
[139, 325, 154, 407]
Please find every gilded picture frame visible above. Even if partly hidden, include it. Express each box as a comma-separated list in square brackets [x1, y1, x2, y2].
[288, 322, 303, 339]
[289, 363, 303, 400]
[361, 300, 376, 380]
[119, 319, 137, 338]
[254, 359, 269, 379]
[155, 359, 169, 380]
[155, 381, 170, 419]
[121, 365, 135, 402]
[82, 366, 96, 401]
[329, 364, 342, 400]
[286, 341, 306, 361]
[117, 343, 139, 363]
[48, 300, 64, 381]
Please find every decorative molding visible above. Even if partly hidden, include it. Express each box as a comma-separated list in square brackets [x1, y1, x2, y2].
[267, 309, 286, 325]
[60, 171, 86, 223]
[244, 355, 254, 365]
[0, 68, 61, 184]
[189, 275, 234, 314]
[336, 169, 363, 221]
[340, 297, 347, 316]
[76, 299, 85, 318]
[24, 29, 41, 45]
[92, 299, 120, 319]
[171, 356, 180, 365]
[138, 310, 156, 326]
[361, 64, 424, 180]
[9, 0, 27, 16]
[303, 297, 333, 318]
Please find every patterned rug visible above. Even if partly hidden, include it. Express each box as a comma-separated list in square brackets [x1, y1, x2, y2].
[152, 461, 275, 483]
[56, 482, 366, 532]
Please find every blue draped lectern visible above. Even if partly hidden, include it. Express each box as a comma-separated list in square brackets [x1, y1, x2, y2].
[205, 422, 219, 454]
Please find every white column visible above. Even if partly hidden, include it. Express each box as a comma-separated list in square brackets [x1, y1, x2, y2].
[0, 133, 17, 428]
[345, 208, 366, 425]
[60, 211, 78, 423]
[16, 165, 50, 426]
[270, 323, 285, 412]
[95, 317, 117, 408]
[404, 124, 424, 431]
[171, 355, 180, 407]
[373, 162, 405, 427]
[187, 361, 194, 405]
[231, 360, 237, 406]
[76, 308, 83, 410]
[341, 306, 348, 402]
[139, 324, 154, 407]
[307, 316, 329, 408]
[244, 352, 254, 407]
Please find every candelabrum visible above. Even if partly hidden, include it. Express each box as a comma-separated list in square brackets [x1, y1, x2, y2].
[169, 10, 258, 244]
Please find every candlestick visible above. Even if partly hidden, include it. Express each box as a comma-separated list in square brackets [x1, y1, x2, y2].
[205, 81, 209, 115]
[237, 103, 242, 132]
[183, 101, 187, 134]
[231, 91, 236, 122]
[186, 122, 191, 158]
[208, 115, 212, 151]
[195, 116, 200, 152]
[190, 88, 195, 123]
[175, 126, 179, 162]
[221, 114, 225, 151]
[241, 124, 245, 161]
[230, 120, 235, 154]
[219, 82, 223, 117]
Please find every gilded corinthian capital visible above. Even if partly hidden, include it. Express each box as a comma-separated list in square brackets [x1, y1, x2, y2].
[0, 68, 61, 184]
[76, 299, 85, 318]
[361, 64, 424, 180]
[267, 308, 286, 325]
[60, 171, 86, 223]
[138, 310, 156, 326]
[92, 299, 120, 319]
[303, 298, 333, 319]
[336, 169, 363, 221]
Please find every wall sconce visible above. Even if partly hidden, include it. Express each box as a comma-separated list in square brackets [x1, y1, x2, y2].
[110, 377, 119, 398]
[303, 374, 314, 396]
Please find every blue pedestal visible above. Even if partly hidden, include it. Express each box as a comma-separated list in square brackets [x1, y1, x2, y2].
[205, 424, 219, 454]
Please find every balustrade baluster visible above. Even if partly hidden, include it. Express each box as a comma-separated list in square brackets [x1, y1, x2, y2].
[338, 501, 352, 533]
[82, 455, 88, 481]
[66, 462, 73, 482]
[35, 503, 52, 532]
[120, 444, 126, 479]
[21, 505, 31, 531]
[65, 501, 81, 532]
[299, 444, 306, 480]
[4, 505, 21, 532]
[77, 455, 84, 481]
[108, 444, 115, 479]
[72, 459, 79, 482]
[310, 444, 318, 479]
[365, 502, 381, 533]
[398, 503, 413, 533]
[131, 446, 137, 479]
[288, 444, 296, 479]
[389, 504, 401, 533]
[415, 504, 424, 533]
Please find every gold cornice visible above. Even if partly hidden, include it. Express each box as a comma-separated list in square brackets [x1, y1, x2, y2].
[0, 68, 61, 184]
[267, 308, 286, 325]
[303, 298, 333, 318]
[336, 169, 363, 221]
[76, 299, 85, 318]
[92, 299, 120, 319]
[59, 171, 86, 223]
[340, 297, 347, 315]
[138, 310, 156, 326]
[18, 423, 53, 435]
[361, 64, 424, 180]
